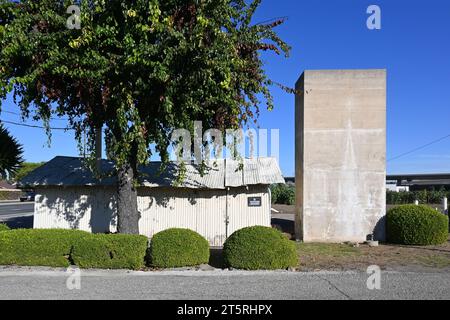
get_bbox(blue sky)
[1,0,450,176]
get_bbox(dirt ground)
[297,240,450,272]
[272,204,450,272]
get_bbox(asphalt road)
[0,201,34,228]
[0,267,449,300]
[0,201,34,218]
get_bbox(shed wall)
[34,185,270,246]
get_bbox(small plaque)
[248,197,262,207]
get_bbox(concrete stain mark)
[332,119,364,239]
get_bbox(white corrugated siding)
[34,187,117,233]
[137,188,227,246]
[34,185,271,246]
[226,185,271,237]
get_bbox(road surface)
[0,267,449,300]
[0,201,34,228]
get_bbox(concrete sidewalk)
[0,267,449,300]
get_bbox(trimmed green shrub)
[149,228,210,268]
[71,234,148,270]
[387,205,449,245]
[223,226,297,270]
[0,223,10,232]
[270,184,295,205]
[0,229,90,267]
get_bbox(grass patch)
[296,238,450,271]
[297,243,361,257]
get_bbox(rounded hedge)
[223,226,297,270]
[71,234,148,270]
[387,205,449,245]
[148,228,210,268]
[0,223,10,232]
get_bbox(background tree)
[0,0,290,233]
[11,162,45,183]
[0,123,23,180]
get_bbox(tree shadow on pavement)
[1,216,33,229]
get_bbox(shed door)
[226,186,271,238]
[138,188,228,247]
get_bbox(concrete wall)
[34,185,270,246]
[295,69,386,242]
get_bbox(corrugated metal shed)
[20,156,285,189]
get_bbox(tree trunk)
[116,162,140,234]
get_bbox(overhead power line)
[387,133,450,162]
[1,110,69,121]
[0,119,71,131]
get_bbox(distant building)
[20,156,285,246]
[386,173,450,191]
[386,180,409,192]
[0,180,15,190]
[286,175,450,192]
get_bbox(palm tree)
[0,123,23,180]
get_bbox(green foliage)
[386,188,450,205]
[387,205,449,245]
[0,229,90,267]
[11,162,45,182]
[386,190,415,205]
[0,229,149,269]
[270,184,295,205]
[0,0,291,174]
[0,123,23,179]
[223,226,297,270]
[148,228,210,268]
[71,233,148,270]
[0,223,9,231]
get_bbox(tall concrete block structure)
[295,70,386,242]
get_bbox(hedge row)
[72,233,148,270]
[387,189,450,205]
[270,187,450,206]
[0,227,300,270]
[0,229,147,269]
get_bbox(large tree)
[0,123,23,180]
[0,0,290,233]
